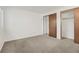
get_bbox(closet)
[43,13,57,38]
[43,16,49,34]
[61,10,74,39]
[61,8,79,44]
[43,7,79,44]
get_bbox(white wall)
[5,8,43,41]
[43,16,49,34]
[0,8,4,50]
[42,6,78,39]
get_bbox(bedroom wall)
[5,8,43,41]
[0,8,4,50]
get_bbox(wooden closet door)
[74,8,79,43]
[49,13,57,38]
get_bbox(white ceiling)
[6,6,65,14]
[1,6,71,14]
[19,6,63,14]
[26,6,65,14]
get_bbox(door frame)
[60,9,74,39]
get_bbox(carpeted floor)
[1,35,79,53]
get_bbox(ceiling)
[1,6,71,14]
[6,6,65,14]
[19,6,63,14]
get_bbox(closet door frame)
[60,9,74,39]
[60,7,79,44]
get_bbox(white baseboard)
[5,34,43,42]
[62,37,74,40]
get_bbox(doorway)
[43,13,57,38]
[61,8,79,44]
[61,10,74,40]
[43,16,49,35]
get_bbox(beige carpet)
[1,35,79,53]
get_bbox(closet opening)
[61,9,74,40]
[43,13,57,38]
[43,15,49,35]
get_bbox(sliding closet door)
[49,13,57,38]
[74,8,79,43]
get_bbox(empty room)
[0,6,79,53]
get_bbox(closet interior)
[61,10,74,39]
[43,13,57,38]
